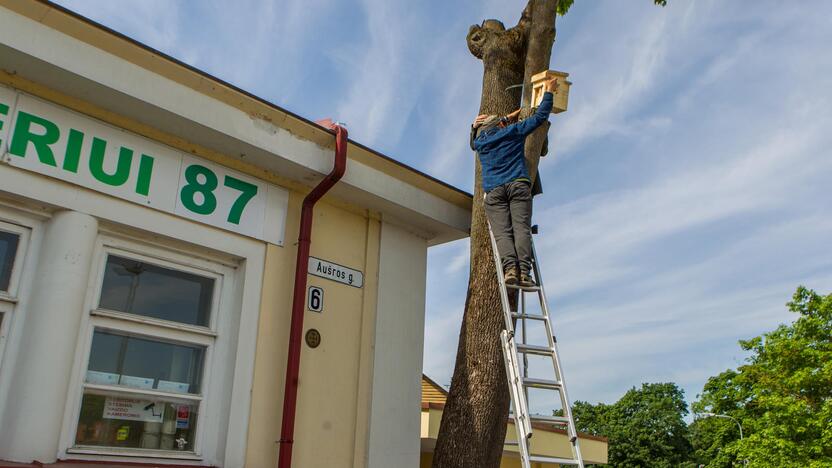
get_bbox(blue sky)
[53,0,832,409]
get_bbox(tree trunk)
[432,2,559,468]
[521,0,558,186]
[431,15,527,468]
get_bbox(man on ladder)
[471,77,558,287]
[471,76,586,467]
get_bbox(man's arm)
[470,114,489,151]
[513,78,557,136]
[505,108,522,123]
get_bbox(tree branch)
[517,0,534,31]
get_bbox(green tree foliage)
[572,383,693,467]
[692,287,832,467]
[558,0,666,16]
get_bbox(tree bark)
[432,2,559,468]
[521,0,558,186]
[431,14,527,468]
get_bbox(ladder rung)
[511,312,547,321]
[529,455,581,465]
[523,377,562,390]
[508,411,534,425]
[515,344,553,355]
[506,284,541,292]
[529,414,570,425]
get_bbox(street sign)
[308,257,363,288]
[308,286,323,312]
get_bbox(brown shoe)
[503,267,519,285]
[519,272,536,288]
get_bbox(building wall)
[0,5,449,465]
[0,170,267,466]
[367,221,428,468]
[245,207,432,468]
[245,197,384,467]
[0,74,433,468]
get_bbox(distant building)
[420,375,609,467]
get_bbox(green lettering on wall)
[180,164,218,215]
[135,154,155,196]
[63,129,84,173]
[224,175,258,224]
[9,111,60,166]
[89,137,133,186]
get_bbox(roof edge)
[421,374,449,397]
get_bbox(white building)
[0,1,471,466]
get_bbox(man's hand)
[473,114,490,128]
[544,77,559,94]
[505,108,522,123]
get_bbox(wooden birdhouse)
[530,70,571,114]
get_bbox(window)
[0,230,20,292]
[86,331,205,393]
[0,220,29,370]
[99,256,214,327]
[73,246,224,456]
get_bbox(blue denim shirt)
[473,92,553,192]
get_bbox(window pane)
[99,255,214,326]
[75,392,198,452]
[86,331,204,394]
[0,230,20,292]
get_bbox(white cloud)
[332,0,437,148]
[54,0,187,56]
[550,2,679,156]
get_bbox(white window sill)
[84,382,203,402]
[91,308,218,337]
[0,292,18,304]
[67,446,203,461]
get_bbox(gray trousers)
[484,180,533,274]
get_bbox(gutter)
[277,123,348,468]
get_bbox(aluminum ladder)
[487,221,585,468]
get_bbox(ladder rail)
[489,219,519,335]
[501,330,532,465]
[521,289,530,408]
[486,213,586,468]
[531,239,585,464]
[488,221,532,440]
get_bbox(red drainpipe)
[278,123,348,468]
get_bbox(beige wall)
[367,221,428,467]
[245,193,382,467]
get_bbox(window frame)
[63,234,236,460]
[0,301,13,368]
[0,219,30,302]
[91,246,224,334]
[0,218,31,370]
